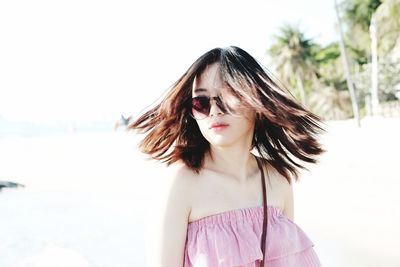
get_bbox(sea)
[0,117,161,267]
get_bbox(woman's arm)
[146,166,192,267]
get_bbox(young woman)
[129,46,324,267]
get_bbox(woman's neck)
[204,146,258,184]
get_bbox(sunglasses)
[190,96,228,120]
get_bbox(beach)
[0,117,399,266]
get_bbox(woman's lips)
[210,123,229,130]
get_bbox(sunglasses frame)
[189,95,227,120]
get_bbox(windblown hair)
[128,46,325,183]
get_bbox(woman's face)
[191,63,255,148]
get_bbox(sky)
[0,0,338,124]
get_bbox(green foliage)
[353,57,400,109]
[268,24,318,105]
[375,0,400,54]
[378,57,400,100]
[266,0,399,120]
[347,46,369,65]
[343,0,382,31]
[310,42,354,119]
[268,24,318,71]
[313,43,348,91]
[341,0,382,66]
[314,43,341,65]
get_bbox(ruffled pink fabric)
[184,206,321,267]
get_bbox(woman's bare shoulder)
[167,161,198,182]
[256,157,292,191]
[265,165,295,220]
[161,161,198,208]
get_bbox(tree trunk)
[334,0,361,127]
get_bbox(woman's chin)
[207,137,236,148]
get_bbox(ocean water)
[0,190,146,267]
[0,130,163,267]
[0,116,115,138]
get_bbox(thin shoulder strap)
[255,156,268,266]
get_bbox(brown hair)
[128,46,325,183]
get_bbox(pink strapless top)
[184,205,321,267]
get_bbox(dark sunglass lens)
[192,97,210,112]
[191,97,210,119]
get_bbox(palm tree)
[342,0,382,64]
[343,0,382,32]
[374,0,400,54]
[268,25,318,106]
[310,42,354,120]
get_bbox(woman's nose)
[209,97,225,117]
